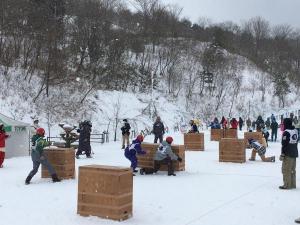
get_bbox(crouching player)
[248,138,275,162]
[140,136,182,176]
[124,135,146,175]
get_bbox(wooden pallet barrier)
[224,129,238,139]
[210,129,224,141]
[42,147,75,179]
[184,133,205,151]
[219,138,246,163]
[138,143,185,171]
[77,165,133,221]
[243,132,264,148]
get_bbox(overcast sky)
[161,0,300,29]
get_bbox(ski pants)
[282,156,296,188]
[271,129,277,142]
[124,151,138,170]
[154,135,163,144]
[28,151,56,178]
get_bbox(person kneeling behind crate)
[124,135,146,175]
[140,136,182,176]
[248,138,275,162]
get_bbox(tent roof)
[0,113,30,127]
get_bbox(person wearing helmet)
[0,123,9,168]
[140,136,182,176]
[279,118,299,190]
[124,135,146,175]
[188,120,199,133]
[248,138,275,162]
[25,128,61,184]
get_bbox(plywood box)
[77,165,133,221]
[224,129,238,139]
[219,138,246,163]
[42,147,75,179]
[211,129,224,141]
[243,132,263,148]
[184,133,205,151]
[138,143,185,171]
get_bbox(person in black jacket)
[152,116,165,143]
[121,119,131,149]
[279,118,299,190]
[270,119,279,142]
[76,120,92,159]
[256,115,265,131]
[238,117,244,131]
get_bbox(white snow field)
[1,130,299,225]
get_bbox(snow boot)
[168,173,176,176]
[25,175,32,185]
[86,155,92,158]
[270,156,275,162]
[52,174,61,183]
[140,168,145,175]
[122,145,125,149]
[249,158,256,161]
[295,217,300,223]
[279,185,290,190]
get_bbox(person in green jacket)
[25,128,61,184]
[140,136,182,176]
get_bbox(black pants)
[142,157,174,175]
[271,130,277,142]
[154,135,163,143]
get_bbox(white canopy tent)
[0,113,30,158]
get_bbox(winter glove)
[279,155,285,161]
[177,157,182,162]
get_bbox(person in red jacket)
[0,123,9,168]
[220,116,228,129]
[230,118,239,129]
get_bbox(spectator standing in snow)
[152,116,165,143]
[188,120,199,133]
[238,117,244,131]
[256,115,265,131]
[265,118,271,130]
[220,116,227,129]
[279,118,299,190]
[0,124,9,168]
[121,119,131,149]
[294,117,300,141]
[230,118,238,129]
[210,117,221,129]
[246,118,251,131]
[248,138,275,162]
[251,120,256,131]
[76,120,92,159]
[25,128,61,184]
[262,126,270,147]
[271,119,279,142]
[124,135,146,175]
[140,136,182,176]
[30,119,40,138]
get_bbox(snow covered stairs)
[184,133,205,151]
[77,165,133,221]
[219,138,246,163]
[41,147,75,179]
[138,143,185,171]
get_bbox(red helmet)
[136,135,144,142]
[36,128,45,136]
[166,136,173,144]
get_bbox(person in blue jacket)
[210,117,221,129]
[124,135,146,174]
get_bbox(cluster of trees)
[0,0,299,116]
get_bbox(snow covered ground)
[1,130,299,225]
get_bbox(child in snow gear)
[238,117,244,131]
[188,120,199,133]
[59,124,79,148]
[121,119,131,149]
[279,118,298,190]
[76,120,92,159]
[0,124,9,168]
[140,136,182,176]
[152,116,165,143]
[248,138,275,162]
[124,135,146,174]
[25,128,61,184]
[271,119,279,142]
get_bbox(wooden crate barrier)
[210,129,224,141]
[219,138,246,163]
[224,129,238,139]
[138,143,185,171]
[42,147,75,179]
[243,132,263,148]
[184,133,205,151]
[77,165,133,221]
